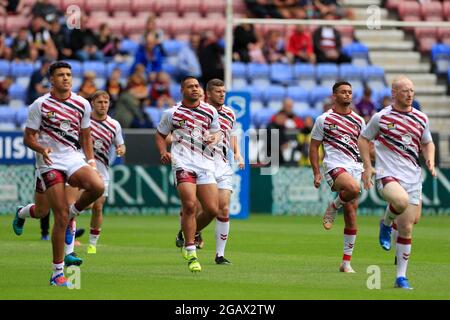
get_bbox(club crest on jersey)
[402,134,412,145]
[47,111,56,120]
[178,120,186,128]
[94,139,103,149]
[387,123,396,130]
[60,120,70,131]
[47,172,56,180]
[328,124,337,130]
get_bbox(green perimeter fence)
[1,165,449,216]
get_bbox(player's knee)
[399,223,413,237]
[220,205,230,217]
[183,200,197,215]
[348,183,360,200]
[393,197,409,213]
[53,209,69,228]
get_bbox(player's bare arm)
[309,138,322,188]
[116,144,126,157]
[422,141,437,177]
[231,135,244,169]
[156,131,171,164]
[23,127,52,165]
[358,136,376,190]
[80,127,96,169]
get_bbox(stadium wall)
[1,165,449,216]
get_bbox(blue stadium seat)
[286,86,309,102]
[15,107,28,126]
[161,61,177,77]
[299,107,322,120]
[270,63,293,85]
[170,83,182,102]
[83,61,107,78]
[232,62,247,79]
[342,42,369,60]
[339,64,363,80]
[8,83,26,101]
[120,39,140,55]
[431,44,450,74]
[309,86,332,105]
[247,63,270,80]
[144,107,163,124]
[10,61,34,77]
[375,86,392,105]
[232,78,248,90]
[254,107,277,128]
[0,60,10,77]
[63,60,83,77]
[106,62,131,78]
[162,40,185,56]
[364,65,386,91]
[293,63,315,79]
[245,85,265,102]
[262,85,285,103]
[0,107,17,124]
[316,63,339,80]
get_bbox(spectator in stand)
[150,71,174,109]
[0,31,12,60]
[233,24,258,63]
[313,12,351,64]
[175,32,202,81]
[0,76,13,105]
[143,13,165,46]
[378,95,391,111]
[355,86,376,123]
[267,112,289,164]
[26,57,52,105]
[49,19,72,60]
[323,97,333,112]
[314,0,354,19]
[105,68,123,112]
[249,41,266,64]
[296,116,318,167]
[199,31,224,86]
[263,30,287,63]
[131,33,164,83]
[114,80,153,129]
[96,23,124,61]
[11,27,38,61]
[1,0,25,15]
[78,71,97,100]
[69,15,103,61]
[31,0,61,25]
[244,0,283,18]
[286,25,316,64]
[274,0,308,19]
[29,16,58,60]
[271,98,305,129]
[412,99,421,111]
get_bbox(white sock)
[396,237,411,278]
[383,204,398,226]
[89,228,101,246]
[64,219,75,255]
[18,204,36,219]
[52,261,65,278]
[333,193,345,209]
[215,218,230,257]
[69,203,82,220]
[185,244,196,253]
[343,228,357,264]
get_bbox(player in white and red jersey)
[13,61,104,287]
[156,76,221,272]
[86,90,125,254]
[358,76,436,289]
[309,81,365,273]
[193,79,244,265]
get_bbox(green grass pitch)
[1,214,450,300]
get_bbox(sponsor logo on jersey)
[94,139,103,149]
[387,123,395,130]
[47,111,56,120]
[60,120,71,131]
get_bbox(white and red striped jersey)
[311,108,366,173]
[26,92,91,163]
[361,105,433,183]
[157,101,220,171]
[214,105,238,164]
[90,116,124,168]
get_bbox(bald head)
[391,76,414,110]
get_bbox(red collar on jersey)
[181,100,201,109]
[331,107,352,115]
[392,105,413,114]
[50,91,71,101]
